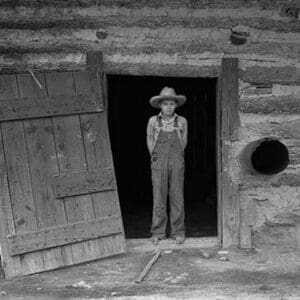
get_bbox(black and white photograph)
[0,0,299,299]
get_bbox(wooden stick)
[27,69,43,89]
[134,248,161,283]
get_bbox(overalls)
[151,116,185,238]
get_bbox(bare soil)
[0,242,299,299]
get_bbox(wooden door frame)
[103,57,240,249]
[216,57,240,249]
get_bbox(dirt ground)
[0,240,299,300]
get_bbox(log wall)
[0,0,299,248]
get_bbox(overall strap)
[157,115,163,128]
[174,116,179,128]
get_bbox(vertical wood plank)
[74,71,124,259]
[86,51,104,107]
[220,58,240,248]
[101,72,126,254]
[1,122,37,232]
[0,75,42,276]
[73,71,103,260]
[18,73,70,272]
[84,53,125,255]
[12,74,47,274]
[0,122,22,277]
[216,78,222,244]
[27,72,74,269]
[0,75,19,100]
[46,71,96,264]
[0,75,36,233]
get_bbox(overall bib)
[151,116,185,238]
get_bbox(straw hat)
[149,87,186,109]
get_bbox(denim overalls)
[151,116,185,238]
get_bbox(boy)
[147,87,188,245]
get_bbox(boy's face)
[159,99,177,116]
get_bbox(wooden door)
[0,53,125,278]
[217,57,240,248]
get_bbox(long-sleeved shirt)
[147,112,188,154]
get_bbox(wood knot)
[96,31,108,40]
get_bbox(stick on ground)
[134,248,162,283]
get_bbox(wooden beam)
[228,59,240,141]
[0,0,287,10]
[240,66,299,85]
[220,57,240,248]
[0,122,22,276]
[0,93,103,121]
[86,51,104,108]
[241,96,300,114]
[0,16,298,33]
[0,52,298,85]
[51,167,115,198]
[7,215,123,256]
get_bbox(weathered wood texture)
[0,93,102,121]
[0,55,125,277]
[0,75,47,276]
[0,2,298,83]
[51,167,115,198]
[0,101,23,277]
[8,215,123,256]
[241,95,300,114]
[239,198,256,249]
[1,53,298,85]
[0,0,290,9]
[219,57,240,248]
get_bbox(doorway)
[107,75,217,238]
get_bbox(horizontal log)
[0,0,288,9]
[7,215,123,256]
[0,16,298,33]
[1,27,297,49]
[107,62,220,78]
[1,38,299,59]
[0,93,103,121]
[242,117,300,140]
[51,167,115,198]
[0,52,298,85]
[241,95,300,114]
[0,53,86,74]
[240,171,300,191]
[240,66,300,85]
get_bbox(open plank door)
[0,52,126,278]
[217,57,240,248]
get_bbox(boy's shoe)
[175,237,185,244]
[151,236,161,245]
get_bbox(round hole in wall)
[239,138,289,175]
[251,140,289,175]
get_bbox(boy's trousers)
[150,128,185,238]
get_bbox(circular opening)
[239,139,289,175]
[251,140,289,175]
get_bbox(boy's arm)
[146,117,155,154]
[182,117,188,149]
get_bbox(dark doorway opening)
[107,75,217,238]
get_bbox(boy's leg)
[151,157,168,238]
[169,156,185,239]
